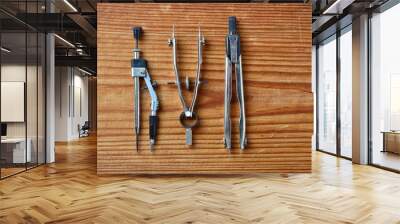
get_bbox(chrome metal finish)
[224,16,247,151]
[132,47,141,151]
[131,27,159,151]
[134,76,140,151]
[185,128,192,145]
[168,25,205,146]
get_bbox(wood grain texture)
[97,3,312,175]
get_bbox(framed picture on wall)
[1,81,25,122]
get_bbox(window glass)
[317,36,337,154]
[0,9,28,178]
[340,28,352,158]
[371,3,400,171]
[0,1,46,179]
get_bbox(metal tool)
[168,26,205,146]
[131,26,159,151]
[224,16,247,151]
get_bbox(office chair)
[79,121,90,138]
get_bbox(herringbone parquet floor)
[1,136,400,224]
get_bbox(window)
[316,25,353,159]
[0,0,47,179]
[317,35,337,154]
[339,27,352,158]
[370,3,400,171]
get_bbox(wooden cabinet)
[383,132,400,154]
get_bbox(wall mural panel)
[97,3,312,174]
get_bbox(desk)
[382,131,400,154]
[1,138,31,163]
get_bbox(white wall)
[1,64,26,81]
[72,73,89,138]
[54,67,89,141]
[55,67,70,141]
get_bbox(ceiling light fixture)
[78,67,94,76]
[63,0,78,12]
[1,47,11,53]
[54,34,75,48]
[323,0,355,15]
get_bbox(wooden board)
[97,3,312,175]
